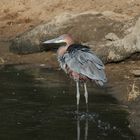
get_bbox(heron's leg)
[84,83,88,112]
[76,81,80,112]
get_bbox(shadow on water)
[0,64,136,140]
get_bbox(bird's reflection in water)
[75,110,133,140]
[85,118,88,140]
[77,114,88,140]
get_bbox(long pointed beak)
[43,37,65,44]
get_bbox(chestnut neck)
[57,40,74,57]
[66,39,74,46]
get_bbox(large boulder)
[10,12,125,53]
[97,17,140,63]
[10,11,140,63]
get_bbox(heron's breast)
[66,66,89,81]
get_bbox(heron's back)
[58,44,107,86]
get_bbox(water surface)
[0,65,136,140]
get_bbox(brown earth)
[0,0,140,41]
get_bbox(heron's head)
[43,34,74,46]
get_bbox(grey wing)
[63,49,107,84]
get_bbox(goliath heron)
[43,34,107,111]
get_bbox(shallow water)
[0,64,136,140]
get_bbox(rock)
[97,17,140,63]
[131,70,140,77]
[102,11,130,21]
[9,11,140,63]
[105,33,119,41]
[10,11,125,55]
[0,57,5,64]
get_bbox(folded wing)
[62,46,107,85]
